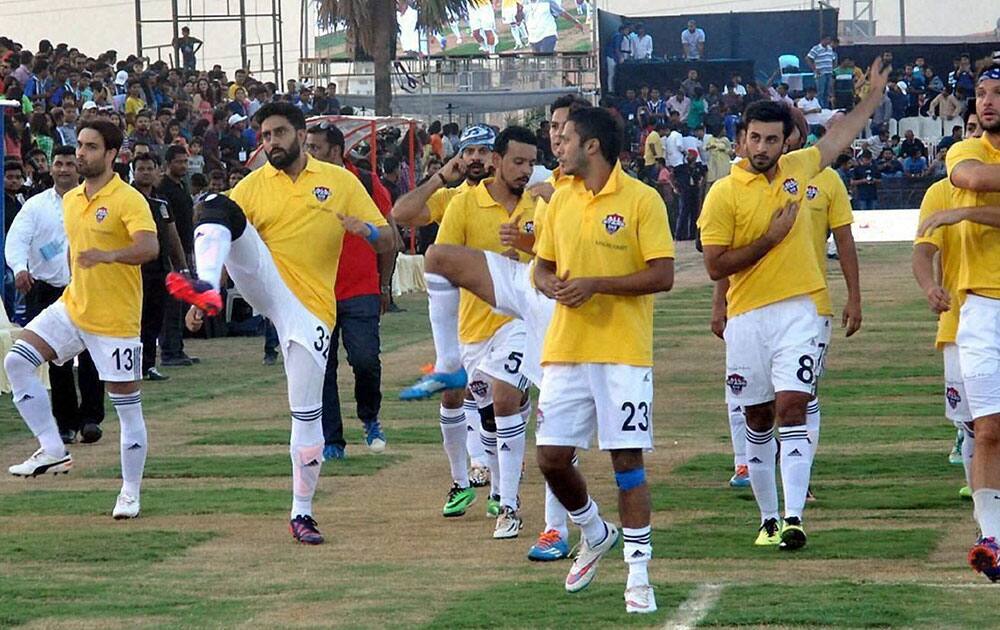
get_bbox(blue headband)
[979,67,1000,83]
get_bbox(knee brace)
[614,467,646,491]
[5,341,44,399]
[195,193,247,239]
[478,403,496,433]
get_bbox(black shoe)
[79,423,103,444]
[181,353,201,364]
[161,356,193,367]
[387,302,406,313]
[262,353,278,366]
[144,367,170,381]
[60,430,77,444]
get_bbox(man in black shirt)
[132,153,188,380]
[155,145,199,366]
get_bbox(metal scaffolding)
[134,0,284,85]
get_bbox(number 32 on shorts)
[313,325,332,359]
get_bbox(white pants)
[27,301,142,382]
[957,294,1000,419]
[460,318,529,407]
[723,296,825,406]
[537,363,653,451]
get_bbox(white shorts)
[723,296,824,406]
[460,318,530,406]
[943,343,972,425]
[536,363,653,451]
[816,315,832,380]
[485,252,555,388]
[26,301,142,382]
[957,294,1000,419]
[468,3,497,31]
[226,223,331,369]
[501,4,520,24]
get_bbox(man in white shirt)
[4,145,105,445]
[681,20,705,60]
[768,83,794,107]
[397,1,427,57]
[666,91,691,122]
[661,123,685,167]
[632,24,653,60]
[796,85,824,127]
[523,0,584,53]
[682,126,706,163]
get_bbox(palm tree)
[316,0,470,115]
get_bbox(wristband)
[437,172,447,187]
[365,222,379,245]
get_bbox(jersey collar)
[473,178,531,213]
[569,160,625,198]
[262,153,322,178]
[70,173,123,202]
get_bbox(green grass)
[0,488,288,516]
[423,580,691,628]
[652,524,940,560]
[90,453,405,479]
[188,423,442,446]
[0,530,216,566]
[674,452,961,482]
[702,581,995,627]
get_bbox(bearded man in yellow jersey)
[698,59,889,551]
[926,65,1000,581]
[534,107,674,613]
[6,120,159,522]
[716,106,862,495]
[166,102,394,545]
[912,110,984,502]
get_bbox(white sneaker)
[113,493,141,519]
[8,448,73,477]
[564,522,619,593]
[492,506,523,539]
[625,584,657,614]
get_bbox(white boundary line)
[662,582,724,630]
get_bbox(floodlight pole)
[899,0,906,41]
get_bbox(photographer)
[849,149,881,210]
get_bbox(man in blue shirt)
[849,150,881,210]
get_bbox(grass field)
[0,242,994,629]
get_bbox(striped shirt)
[807,44,837,74]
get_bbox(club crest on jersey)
[805,185,819,200]
[603,213,625,234]
[726,373,747,395]
[946,386,962,409]
[95,207,108,223]
[782,178,799,195]
[313,186,331,202]
[523,221,535,235]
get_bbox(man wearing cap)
[393,124,503,516]
[220,113,253,165]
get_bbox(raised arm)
[392,154,464,227]
[815,57,891,169]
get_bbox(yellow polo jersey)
[698,146,826,318]
[802,167,853,316]
[535,162,675,366]
[61,174,157,337]
[530,169,569,247]
[915,179,963,348]
[643,130,663,164]
[946,135,1000,299]
[427,180,471,225]
[436,180,535,344]
[229,156,388,328]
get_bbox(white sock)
[193,223,231,290]
[622,525,652,588]
[962,425,975,489]
[778,425,814,520]
[425,272,462,373]
[440,405,469,487]
[728,404,747,468]
[481,425,500,497]
[290,407,324,518]
[806,397,821,449]
[746,427,779,522]
[5,342,64,458]
[464,400,486,465]
[973,489,1000,539]
[569,497,608,547]
[496,413,526,509]
[110,392,147,497]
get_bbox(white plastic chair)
[888,118,898,136]
[919,116,943,140]
[942,117,964,137]
[897,117,921,139]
